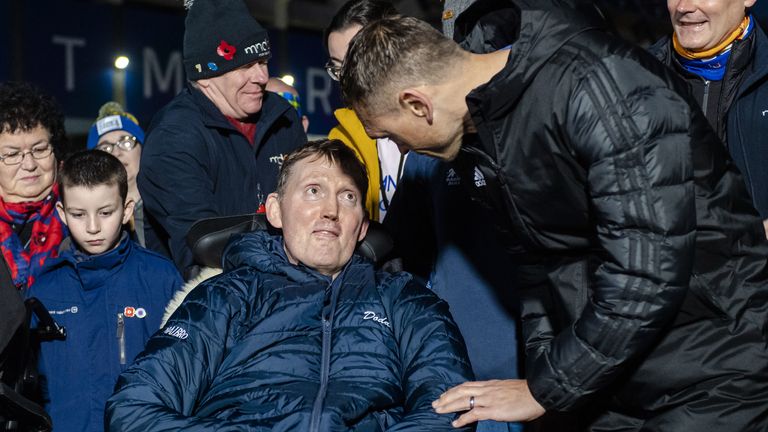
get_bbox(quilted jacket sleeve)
[105,274,246,431]
[385,277,475,431]
[526,54,698,410]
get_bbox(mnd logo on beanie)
[183,0,272,80]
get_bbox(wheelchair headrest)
[186,213,394,269]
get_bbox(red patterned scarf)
[0,185,66,289]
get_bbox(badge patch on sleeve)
[163,325,189,340]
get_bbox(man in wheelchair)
[106,139,474,431]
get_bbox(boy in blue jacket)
[26,150,182,432]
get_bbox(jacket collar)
[464,1,601,122]
[188,82,293,147]
[56,232,133,291]
[460,1,600,159]
[222,230,365,285]
[652,22,768,98]
[739,22,768,96]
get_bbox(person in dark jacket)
[650,0,768,237]
[28,151,182,432]
[340,2,768,430]
[138,0,306,278]
[106,140,473,431]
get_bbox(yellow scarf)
[673,16,750,60]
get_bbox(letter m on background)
[144,48,183,99]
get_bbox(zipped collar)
[54,231,133,291]
[461,1,600,160]
[738,22,768,97]
[653,23,768,99]
[465,2,601,121]
[222,230,364,285]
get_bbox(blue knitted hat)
[86,102,145,150]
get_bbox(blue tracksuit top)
[26,233,182,432]
[385,152,520,381]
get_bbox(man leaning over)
[341,4,768,430]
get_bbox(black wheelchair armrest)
[26,299,66,342]
[0,382,52,432]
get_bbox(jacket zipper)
[116,313,126,365]
[701,79,710,116]
[309,278,341,432]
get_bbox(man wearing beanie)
[138,0,306,278]
[651,0,768,237]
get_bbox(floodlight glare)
[114,56,130,70]
[280,75,295,86]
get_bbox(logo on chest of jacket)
[269,153,286,166]
[363,311,391,328]
[163,325,189,340]
[50,306,79,315]
[445,168,461,186]
[473,167,486,187]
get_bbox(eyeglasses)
[325,60,342,82]
[96,135,138,153]
[0,144,54,166]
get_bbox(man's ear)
[357,217,369,242]
[55,201,68,227]
[265,193,283,229]
[122,198,136,225]
[745,0,757,9]
[398,88,434,125]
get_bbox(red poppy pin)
[217,40,236,61]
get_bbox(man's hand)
[432,379,546,427]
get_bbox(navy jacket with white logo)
[138,85,307,276]
[106,231,473,431]
[26,233,182,432]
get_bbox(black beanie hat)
[183,0,272,80]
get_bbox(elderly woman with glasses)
[86,102,147,246]
[0,82,68,289]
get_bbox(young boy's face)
[56,183,134,255]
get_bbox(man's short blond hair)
[340,16,465,115]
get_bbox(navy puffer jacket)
[106,231,473,431]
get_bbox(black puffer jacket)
[456,0,768,415]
